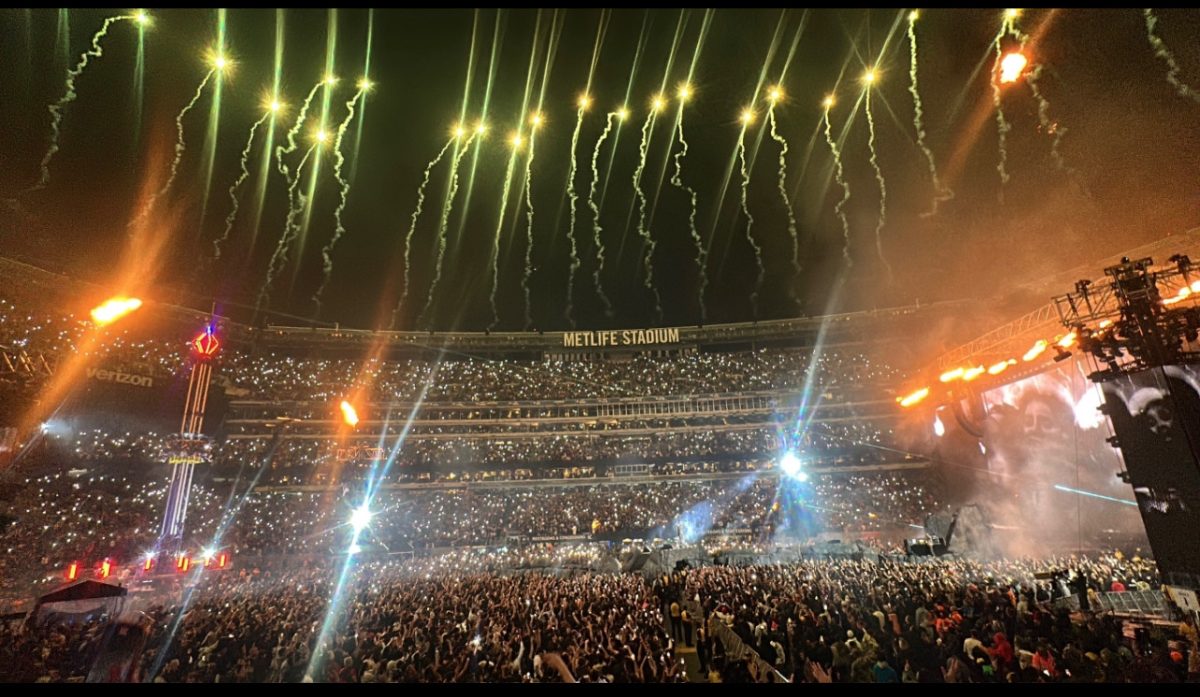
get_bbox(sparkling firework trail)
[564,10,606,328]
[991,19,1013,193]
[766,109,801,285]
[632,110,663,322]
[393,137,455,329]
[521,134,538,330]
[212,111,271,262]
[314,86,370,315]
[670,119,706,323]
[31,13,135,193]
[259,143,317,314]
[55,9,70,68]
[907,12,952,216]
[1027,65,1073,175]
[563,106,586,327]
[864,89,893,284]
[735,133,763,318]
[488,152,521,331]
[822,108,852,266]
[587,112,618,319]
[133,69,216,226]
[418,133,477,329]
[276,80,324,180]
[1143,9,1200,103]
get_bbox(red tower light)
[191,327,220,359]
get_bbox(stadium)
[2,7,1200,685]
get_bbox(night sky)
[1,8,1199,331]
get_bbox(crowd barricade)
[1053,589,1168,618]
[695,600,789,683]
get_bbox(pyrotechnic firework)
[632,98,665,322]
[671,116,705,324]
[587,109,624,319]
[393,136,456,329]
[213,104,277,262]
[735,111,764,318]
[418,129,479,329]
[821,97,852,266]
[132,58,224,226]
[765,87,801,288]
[563,98,588,328]
[906,11,953,216]
[1143,9,1200,103]
[31,12,144,193]
[488,137,522,331]
[521,114,543,330]
[314,79,372,315]
[863,74,892,284]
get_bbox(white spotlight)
[350,505,372,532]
[781,452,802,478]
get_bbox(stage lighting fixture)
[350,505,372,532]
[780,452,807,481]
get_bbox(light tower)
[158,325,221,549]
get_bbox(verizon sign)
[86,367,154,388]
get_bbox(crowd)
[217,347,903,404]
[1,548,1195,683]
[16,295,1192,683]
[0,468,941,605]
[54,418,902,479]
[678,553,1195,683]
[1,552,685,683]
[4,293,914,489]
[0,295,905,407]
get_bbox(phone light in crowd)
[90,296,142,326]
[67,562,78,581]
[100,560,111,579]
[350,504,372,532]
[1023,339,1048,362]
[340,400,359,427]
[898,387,929,407]
[939,367,964,383]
